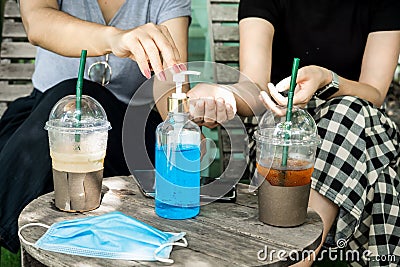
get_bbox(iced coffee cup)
[254,107,320,227]
[45,95,111,212]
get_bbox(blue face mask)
[18,211,187,263]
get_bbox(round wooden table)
[18,176,323,266]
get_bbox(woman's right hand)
[259,65,331,116]
[109,23,184,80]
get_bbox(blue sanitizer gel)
[155,144,200,219]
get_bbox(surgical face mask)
[18,211,187,263]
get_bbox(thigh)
[0,89,43,152]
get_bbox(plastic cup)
[254,107,320,227]
[45,95,111,212]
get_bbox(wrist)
[104,26,122,54]
[320,67,332,88]
[314,70,340,100]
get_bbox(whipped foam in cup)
[50,151,106,173]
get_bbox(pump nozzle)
[169,71,201,112]
[173,71,201,96]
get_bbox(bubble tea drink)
[254,107,320,227]
[45,95,110,212]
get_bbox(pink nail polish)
[144,69,151,79]
[173,64,180,73]
[157,71,167,81]
[178,63,187,71]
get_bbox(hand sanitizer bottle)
[155,71,201,219]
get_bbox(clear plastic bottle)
[155,71,201,219]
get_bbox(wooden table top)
[18,176,323,267]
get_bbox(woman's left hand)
[260,65,330,115]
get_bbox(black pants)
[0,79,162,252]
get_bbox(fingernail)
[157,71,167,81]
[173,64,181,73]
[178,63,187,71]
[144,69,151,79]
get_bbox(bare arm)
[232,17,275,116]
[20,0,182,78]
[353,31,400,106]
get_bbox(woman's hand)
[259,65,330,115]
[110,23,184,80]
[187,83,237,128]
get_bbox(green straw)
[75,50,87,144]
[281,58,300,167]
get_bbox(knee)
[316,96,374,131]
[325,95,372,115]
[44,79,106,99]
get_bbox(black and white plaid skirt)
[305,96,400,266]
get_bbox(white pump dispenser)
[168,71,201,112]
[173,70,201,97]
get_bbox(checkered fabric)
[306,96,400,266]
[243,117,258,181]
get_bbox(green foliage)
[0,248,20,267]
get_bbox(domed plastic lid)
[45,95,111,133]
[255,106,320,146]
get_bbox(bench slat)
[4,1,21,19]
[215,64,239,83]
[0,82,32,102]
[210,5,238,22]
[213,25,239,42]
[2,21,27,39]
[214,46,239,62]
[1,42,36,59]
[0,103,7,118]
[0,63,34,80]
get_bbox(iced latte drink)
[45,95,110,212]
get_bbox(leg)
[305,96,400,266]
[0,90,43,153]
[0,93,54,252]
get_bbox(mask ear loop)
[18,223,50,247]
[153,237,188,264]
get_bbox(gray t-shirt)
[32,0,191,104]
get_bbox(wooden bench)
[0,0,35,118]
